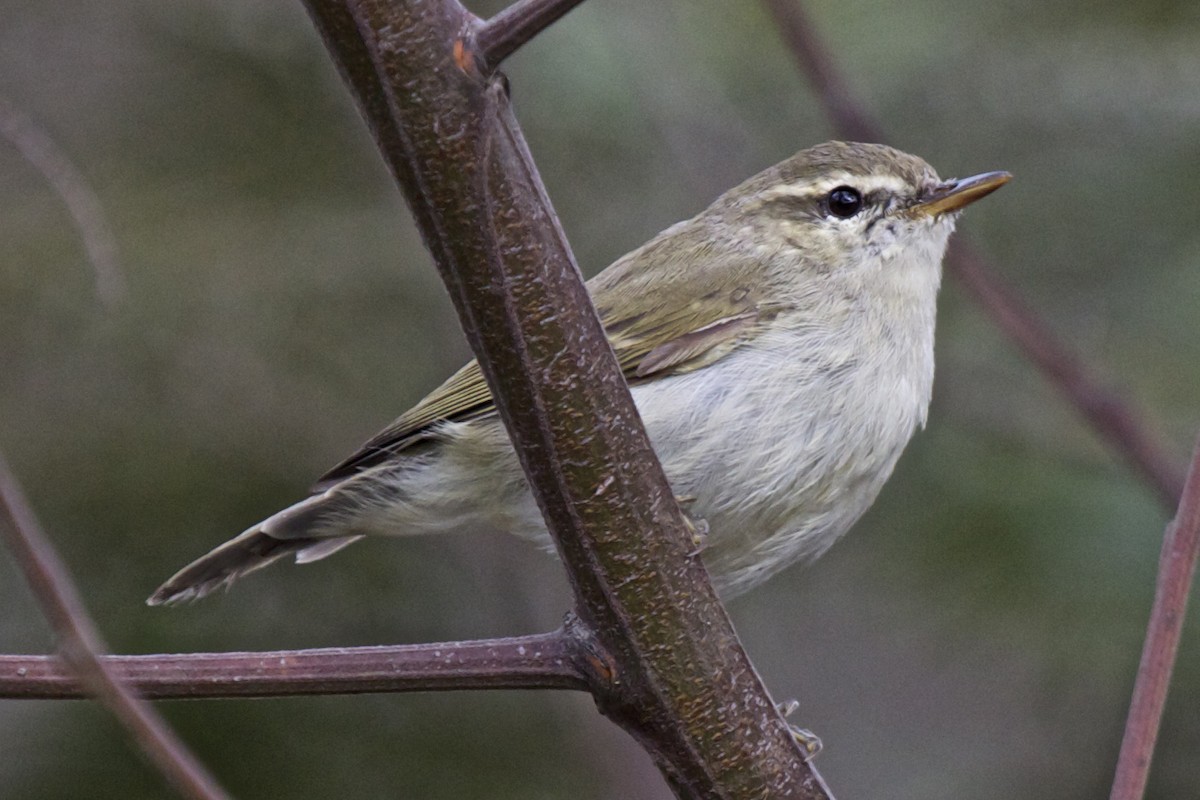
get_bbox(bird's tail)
[147,492,363,606]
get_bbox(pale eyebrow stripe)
[755,173,912,203]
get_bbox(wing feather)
[317,219,779,486]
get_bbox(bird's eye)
[826,186,863,218]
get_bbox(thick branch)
[763,0,1184,508]
[0,452,229,800]
[476,0,589,72]
[1110,437,1200,800]
[301,0,830,796]
[0,631,586,700]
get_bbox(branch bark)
[476,0,589,73]
[0,630,586,700]
[298,0,830,796]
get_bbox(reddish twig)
[0,452,229,800]
[762,0,1184,508]
[0,630,587,700]
[763,2,1196,794]
[1110,437,1200,800]
[761,0,881,143]
[948,244,1184,507]
[474,0,590,73]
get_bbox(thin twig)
[0,97,125,308]
[762,0,1184,508]
[0,631,587,700]
[763,2,1197,794]
[475,0,590,72]
[0,452,229,800]
[1110,437,1200,800]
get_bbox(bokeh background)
[2,0,1199,797]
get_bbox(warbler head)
[715,141,1009,285]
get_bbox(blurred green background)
[2,0,1199,797]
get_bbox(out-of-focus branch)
[0,452,228,800]
[300,0,830,796]
[764,2,1198,796]
[762,0,1184,509]
[0,630,586,699]
[1110,437,1200,800]
[948,245,1184,506]
[475,0,589,73]
[761,0,881,142]
[0,97,125,308]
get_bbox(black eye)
[826,186,863,218]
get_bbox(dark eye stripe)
[756,192,822,218]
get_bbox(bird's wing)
[315,223,777,487]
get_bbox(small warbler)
[149,141,1008,605]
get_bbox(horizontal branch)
[0,630,587,700]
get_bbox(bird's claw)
[775,699,822,759]
[684,514,709,553]
[777,698,801,718]
[788,726,822,759]
[675,495,709,552]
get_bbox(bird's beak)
[908,170,1012,217]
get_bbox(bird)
[149,141,1009,606]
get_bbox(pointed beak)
[908,170,1011,217]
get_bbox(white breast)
[631,279,938,595]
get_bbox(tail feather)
[294,535,364,564]
[147,490,365,606]
[147,528,316,605]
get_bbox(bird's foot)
[685,515,710,552]
[776,699,822,759]
[674,495,709,552]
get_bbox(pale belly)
[457,332,932,597]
